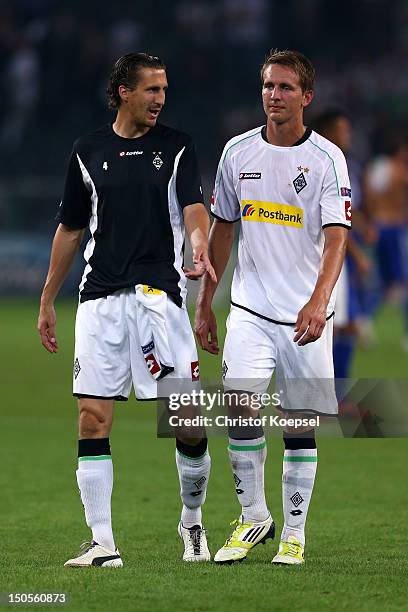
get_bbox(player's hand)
[37,302,58,353]
[183,247,217,282]
[355,251,372,277]
[363,224,378,245]
[194,304,219,354]
[293,299,327,346]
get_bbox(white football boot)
[178,523,211,562]
[64,541,123,568]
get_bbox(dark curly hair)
[106,52,166,110]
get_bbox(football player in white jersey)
[195,50,351,565]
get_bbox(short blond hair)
[260,49,315,92]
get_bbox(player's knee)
[283,429,316,449]
[176,433,207,447]
[176,437,208,455]
[281,410,316,435]
[226,391,260,419]
[78,403,111,438]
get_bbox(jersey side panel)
[56,147,92,229]
[211,127,263,222]
[309,135,352,229]
[176,139,204,208]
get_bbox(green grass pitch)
[0,299,407,611]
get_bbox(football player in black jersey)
[38,53,216,567]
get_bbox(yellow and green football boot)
[214,515,275,564]
[272,535,304,565]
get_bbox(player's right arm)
[38,146,92,353]
[195,219,235,353]
[38,225,84,352]
[195,143,239,354]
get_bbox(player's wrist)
[191,240,208,255]
[308,293,329,311]
[40,292,55,308]
[196,290,214,311]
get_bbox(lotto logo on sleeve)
[241,200,303,228]
[341,187,352,197]
[191,361,200,381]
[345,200,352,222]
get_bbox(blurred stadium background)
[1,1,408,610]
[1,0,408,267]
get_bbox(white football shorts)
[222,305,337,415]
[73,287,200,401]
[333,264,349,327]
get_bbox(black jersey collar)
[109,122,157,142]
[261,126,312,147]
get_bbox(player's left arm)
[294,226,348,346]
[294,147,351,346]
[183,203,216,281]
[176,137,216,281]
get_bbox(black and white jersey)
[57,123,204,306]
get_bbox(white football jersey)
[211,126,351,323]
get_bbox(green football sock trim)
[228,442,266,451]
[283,456,318,462]
[176,450,208,460]
[78,454,112,462]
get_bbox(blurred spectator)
[175,1,218,47]
[222,0,268,46]
[1,36,40,150]
[312,109,375,377]
[108,18,144,62]
[39,9,79,120]
[366,139,408,348]
[366,139,408,298]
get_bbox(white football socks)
[228,436,270,523]
[76,456,115,551]
[281,448,318,546]
[176,449,211,528]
